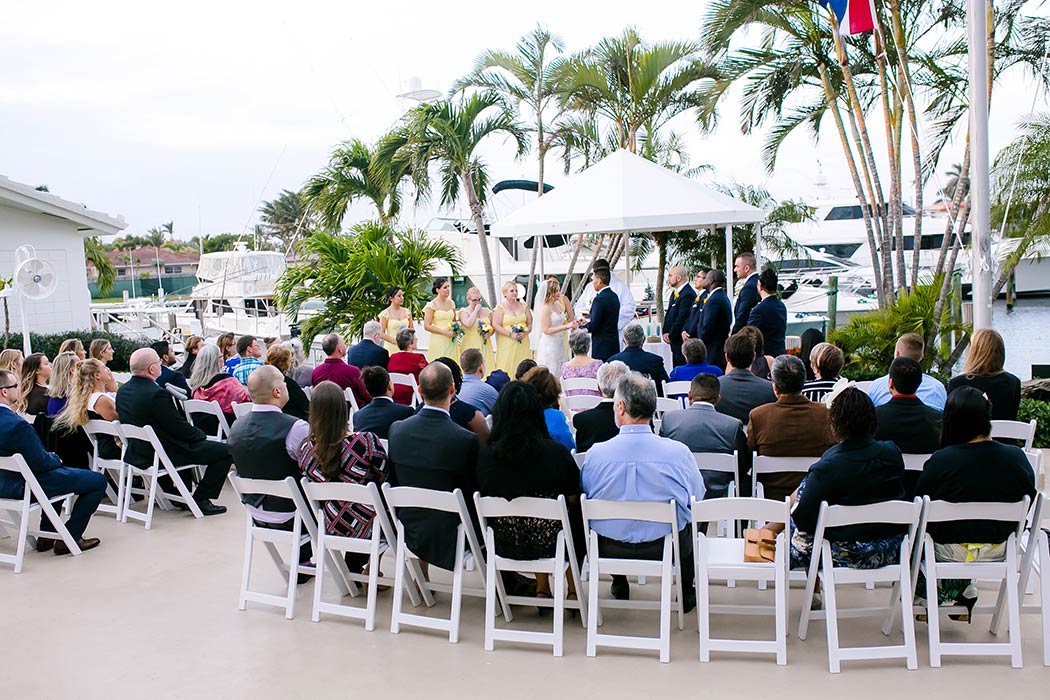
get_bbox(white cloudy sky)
[2,0,1047,239]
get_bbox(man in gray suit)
[715,332,775,424]
[660,372,751,499]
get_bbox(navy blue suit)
[158,365,190,396]
[347,340,389,370]
[699,287,732,370]
[683,290,707,340]
[586,287,621,362]
[732,274,760,333]
[352,396,415,440]
[608,346,670,394]
[664,284,697,367]
[747,295,788,357]
[0,406,106,541]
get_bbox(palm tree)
[83,237,116,296]
[145,227,167,283]
[258,189,314,250]
[385,91,528,304]
[453,25,569,302]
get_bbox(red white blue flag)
[820,0,875,36]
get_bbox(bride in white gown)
[533,277,577,371]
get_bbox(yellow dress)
[459,312,496,376]
[495,305,533,374]
[380,313,412,354]
[425,302,460,362]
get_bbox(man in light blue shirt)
[581,371,703,610]
[458,348,499,416]
[866,333,947,410]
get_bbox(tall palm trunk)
[928,202,970,355]
[654,232,667,323]
[461,172,498,305]
[2,296,8,348]
[871,25,906,295]
[571,234,606,305]
[562,234,585,294]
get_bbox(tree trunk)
[928,202,970,352]
[524,141,548,304]
[2,297,8,349]
[461,172,498,305]
[562,234,585,294]
[872,25,906,295]
[571,234,606,305]
[654,232,667,324]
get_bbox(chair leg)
[587,533,599,658]
[238,516,253,611]
[284,532,299,621]
[365,535,380,632]
[1040,534,1050,667]
[449,529,465,644]
[697,541,710,662]
[775,543,788,666]
[312,532,326,623]
[1006,540,1023,669]
[659,539,672,663]
[13,500,30,574]
[390,535,406,634]
[484,533,496,652]
[144,469,159,530]
[899,553,918,670]
[821,544,841,674]
[553,535,566,658]
[924,540,942,668]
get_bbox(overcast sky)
[2,0,1047,240]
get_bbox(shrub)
[1017,398,1050,449]
[2,330,147,371]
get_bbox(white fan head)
[14,256,57,301]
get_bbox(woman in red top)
[386,327,428,406]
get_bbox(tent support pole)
[754,223,763,271]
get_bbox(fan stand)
[16,289,30,356]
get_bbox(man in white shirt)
[574,258,636,348]
[866,332,947,410]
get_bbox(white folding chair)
[901,453,932,473]
[228,475,308,620]
[230,401,252,420]
[581,496,685,663]
[82,419,127,517]
[852,380,872,392]
[382,484,510,642]
[474,494,587,656]
[992,492,1048,665]
[119,424,204,528]
[182,399,231,441]
[797,499,922,673]
[693,452,740,537]
[990,419,1037,450]
[302,480,420,630]
[302,386,312,399]
[344,387,361,413]
[0,455,81,573]
[655,397,681,418]
[565,394,602,413]
[751,454,817,500]
[561,377,600,396]
[662,380,691,400]
[916,496,1031,668]
[390,372,423,408]
[573,452,586,468]
[693,497,790,664]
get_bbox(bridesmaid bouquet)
[447,320,465,341]
[477,319,493,338]
[510,323,528,343]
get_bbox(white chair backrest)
[389,372,422,406]
[476,494,567,522]
[16,413,34,424]
[0,453,31,480]
[561,377,599,393]
[344,387,360,413]
[692,452,738,475]
[921,497,1032,526]
[662,380,691,398]
[382,484,464,515]
[565,395,602,412]
[655,397,681,416]
[119,423,169,469]
[752,455,817,475]
[231,401,252,419]
[691,496,789,527]
[581,496,677,528]
[851,380,872,392]
[901,453,931,472]
[990,419,1036,450]
[302,386,312,399]
[304,479,397,545]
[183,398,230,438]
[83,418,123,442]
[819,498,922,530]
[229,474,300,501]
[573,452,586,468]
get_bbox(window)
[824,205,865,221]
[163,265,183,275]
[116,267,127,277]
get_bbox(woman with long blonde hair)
[59,338,87,360]
[54,359,118,440]
[0,349,23,375]
[492,281,533,374]
[88,339,118,391]
[948,328,1021,421]
[46,351,79,416]
[533,275,575,372]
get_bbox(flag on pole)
[820,0,875,36]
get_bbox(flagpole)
[968,0,993,329]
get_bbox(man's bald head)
[248,365,286,406]
[130,348,161,379]
[419,362,454,405]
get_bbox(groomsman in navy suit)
[661,265,697,367]
[699,270,733,370]
[682,269,710,343]
[732,251,760,333]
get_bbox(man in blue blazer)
[682,270,709,342]
[608,323,670,395]
[0,369,106,554]
[347,320,390,370]
[583,268,621,362]
[698,269,733,370]
[732,252,760,333]
[661,265,697,367]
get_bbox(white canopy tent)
[489,149,766,305]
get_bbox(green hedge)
[1,331,147,371]
[1018,398,1050,449]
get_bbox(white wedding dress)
[535,306,569,371]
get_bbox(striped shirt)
[231,357,264,385]
[299,432,390,539]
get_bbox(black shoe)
[55,537,101,556]
[682,591,697,614]
[35,538,55,553]
[610,576,630,601]
[195,499,227,516]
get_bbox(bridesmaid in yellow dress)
[458,286,495,375]
[377,286,415,354]
[423,277,459,362]
[492,281,533,375]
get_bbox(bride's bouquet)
[447,320,465,342]
[510,323,528,343]
[477,319,493,338]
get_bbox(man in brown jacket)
[747,354,835,501]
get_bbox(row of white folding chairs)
[0,454,82,573]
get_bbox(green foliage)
[302,139,405,231]
[5,331,142,371]
[829,280,966,380]
[83,237,116,296]
[1018,398,1050,449]
[275,221,462,343]
[258,190,316,251]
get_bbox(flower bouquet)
[477,319,493,338]
[447,320,465,342]
[510,323,528,343]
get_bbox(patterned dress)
[560,359,603,397]
[299,432,390,539]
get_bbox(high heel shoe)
[949,592,978,624]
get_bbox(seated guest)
[867,333,947,409]
[746,268,787,357]
[486,368,511,394]
[387,328,428,406]
[521,366,575,452]
[875,357,942,494]
[283,338,314,388]
[347,320,390,370]
[573,360,630,453]
[514,358,537,380]
[431,357,489,444]
[477,381,584,598]
[608,323,669,395]
[458,348,498,417]
[802,342,844,402]
[217,332,238,372]
[151,340,191,396]
[748,354,835,502]
[716,333,775,423]
[659,372,748,500]
[53,359,120,461]
[948,328,1021,421]
[18,353,51,415]
[231,335,264,386]
[0,348,23,375]
[915,386,1036,614]
[738,325,774,380]
[581,372,702,609]
[312,333,370,408]
[265,345,310,420]
[789,387,907,570]
[560,329,603,397]
[668,338,723,384]
[119,348,231,515]
[179,335,204,379]
[798,328,825,380]
[189,343,250,430]
[59,338,87,361]
[353,366,414,439]
[46,351,78,416]
[0,369,106,554]
[88,339,118,392]
[301,380,392,573]
[388,362,479,572]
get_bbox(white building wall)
[0,204,92,333]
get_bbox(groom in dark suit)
[661,265,697,367]
[583,268,621,362]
